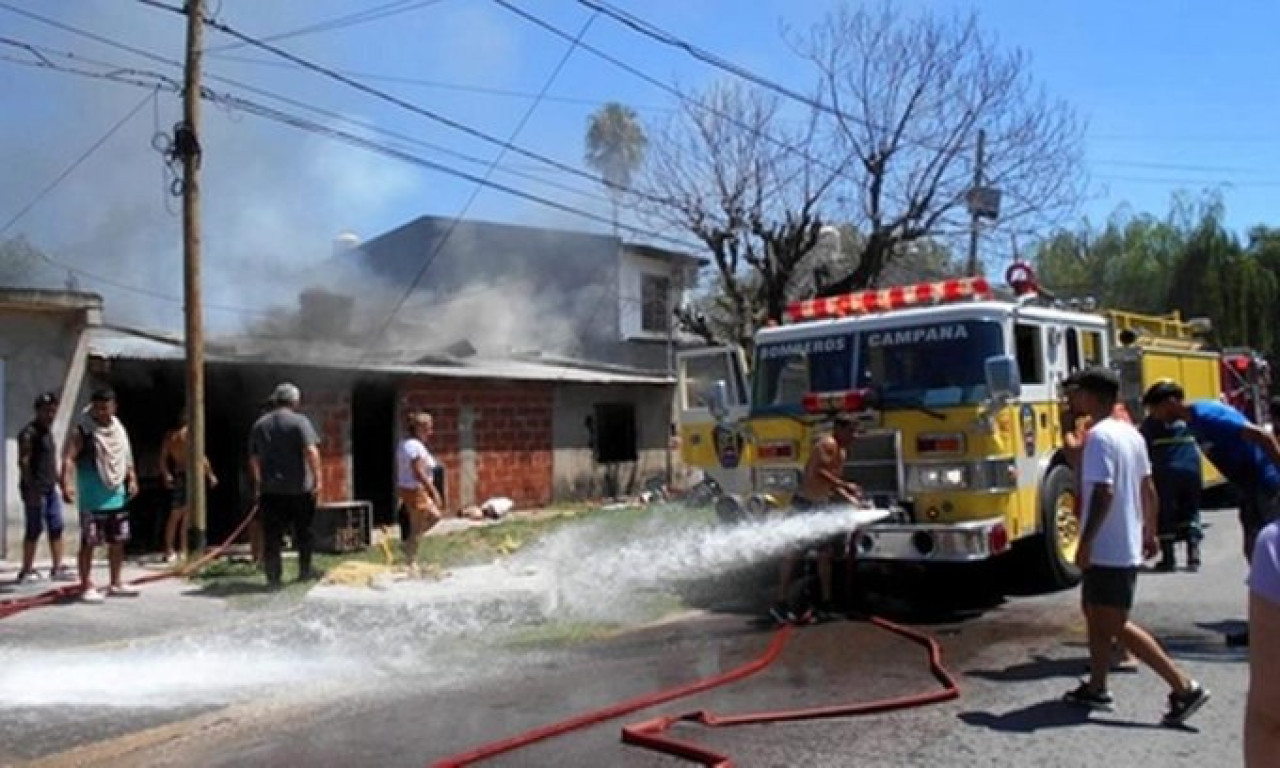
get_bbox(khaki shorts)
[397,487,440,539]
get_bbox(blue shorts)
[23,486,64,542]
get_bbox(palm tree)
[584,102,647,235]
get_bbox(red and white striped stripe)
[785,277,993,323]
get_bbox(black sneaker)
[1162,682,1210,727]
[1226,630,1250,647]
[1063,682,1115,711]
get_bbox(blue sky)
[3,0,1280,330]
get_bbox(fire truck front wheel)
[1021,465,1082,591]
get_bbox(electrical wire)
[1,89,155,236]
[1,35,704,323]
[574,0,927,146]
[354,8,601,357]
[207,51,679,114]
[203,0,446,54]
[0,36,612,208]
[136,0,675,210]
[490,0,858,187]
[0,37,700,247]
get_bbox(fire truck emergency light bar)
[802,389,873,414]
[786,276,993,323]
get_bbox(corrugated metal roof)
[88,326,190,361]
[88,326,672,385]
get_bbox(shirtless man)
[770,413,863,624]
[159,409,218,563]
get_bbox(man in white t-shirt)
[1062,367,1210,727]
[397,411,443,575]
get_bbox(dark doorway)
[593,402,638,498]
[104,361,260,554]
[352,380,397,527]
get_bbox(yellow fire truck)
[678,265,1224,589]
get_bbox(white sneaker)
[107,584,140,597]
[15,570,42,584]
[80,587,105,604]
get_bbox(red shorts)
[82,510,131,546]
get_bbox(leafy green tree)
[1034,192,1279,357]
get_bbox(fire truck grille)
[842,430,903,499]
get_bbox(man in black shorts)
[1062,368,1209,726]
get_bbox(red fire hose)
[432,615,959,767]
[0,505,258,621]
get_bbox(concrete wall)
[400,378,555,511]
[551,384,674,501]
[2,308,94,561]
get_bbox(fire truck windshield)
[856,320,1005,408]
[752,333,854,412]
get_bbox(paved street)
[0,508,1251,767]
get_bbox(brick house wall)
[400,378,554,510]
[301,387,352,504]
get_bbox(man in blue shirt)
[1143,380,1280,647]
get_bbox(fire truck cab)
[682,266,1224,591]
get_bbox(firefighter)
[1139,404,1203,571]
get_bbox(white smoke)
[0,0,566,337]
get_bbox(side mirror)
[984,355,1022,402]
[707,379,730,421]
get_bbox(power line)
[1092,158,1280,175]
[1095,175,1280,189]
[0,36,611,208]
[357,9,600,356]
[207,50,678,113]
[136,0,674,210]
[0,38,700,246]
[204,0,447,54]
[573,0,917,145]
[1,89,155,236]
[491,0,857,186]
[0,1,179,70]
[0,50,703,321]
[7,1,664,209]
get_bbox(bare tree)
[635,82,851,351]
[792,5,1085,292]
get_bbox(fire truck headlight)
[757,468,800,493]
[913,464,970,490]
[908,458,1017,493]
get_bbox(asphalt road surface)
[0,507,1252,768]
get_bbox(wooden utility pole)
[181,0,208,553]
[966,129,987,277]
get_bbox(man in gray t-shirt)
[249,382,322,588]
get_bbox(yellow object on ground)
[322,561,393,588]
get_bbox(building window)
[640,274,670,333]
[592,402,637,463]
